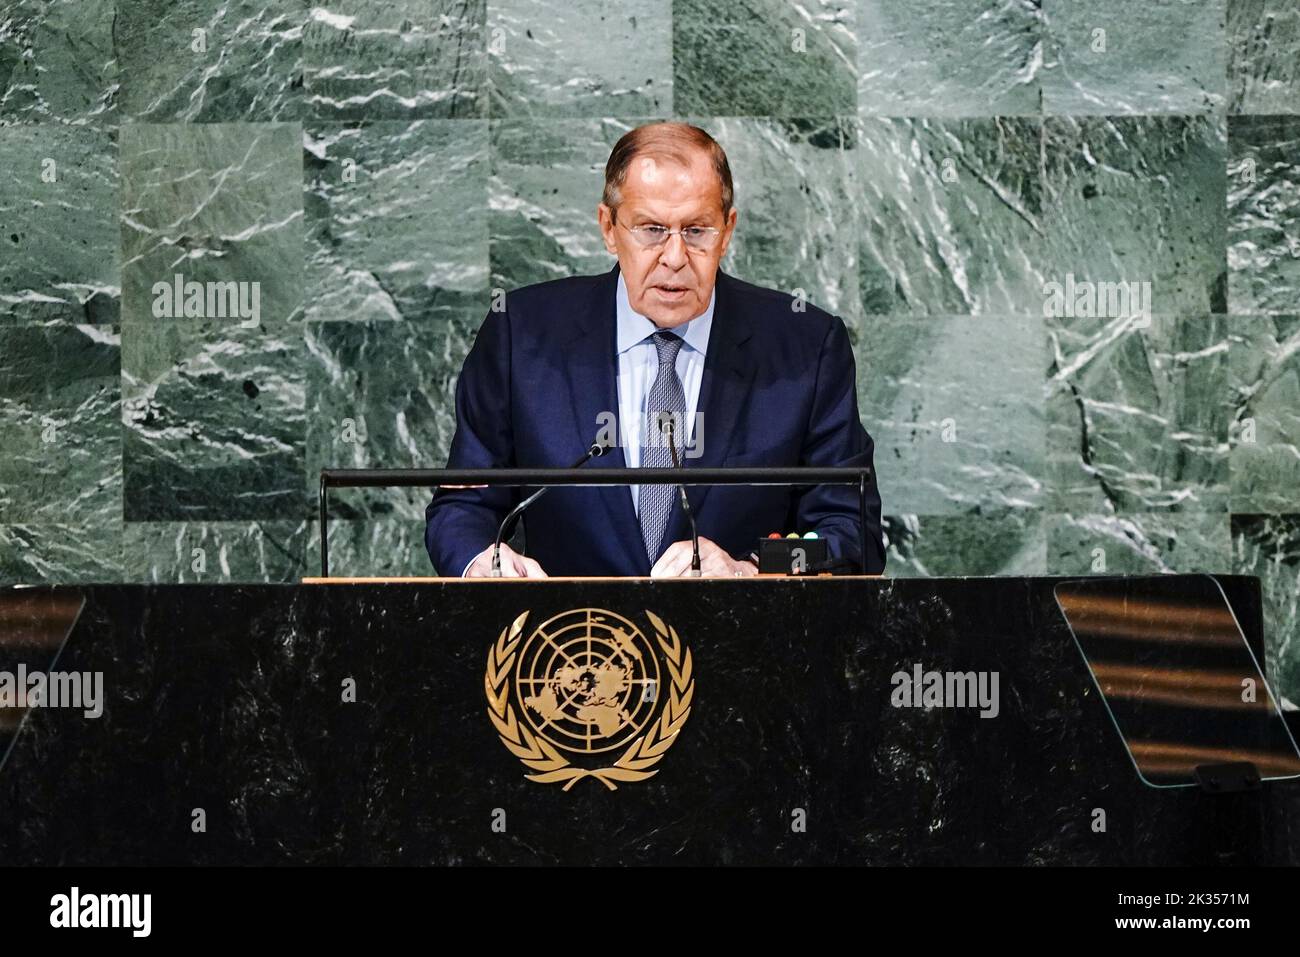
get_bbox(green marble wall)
[1,1,1298,698]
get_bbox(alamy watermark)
[0,666,103,719]
[595,410,704,458]
[1043,273,1151,324]
[151,272,260,326]
[890,663,1000,719]
[50,887,151,937]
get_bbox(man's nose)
[658,231,688,268]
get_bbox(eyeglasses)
[618,221,722,251]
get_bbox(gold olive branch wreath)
[485,610,694,791]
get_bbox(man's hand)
[464,542,548,578]
[650,536,758,578]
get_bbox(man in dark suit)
[425,122,884,578]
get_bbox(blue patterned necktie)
[638,330,687,563]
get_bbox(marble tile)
[304,120,488,322]
[115,0,307,122]
[0,523,123,584]
[304,0,486,120]
[1232,513,1300,707]
[1047,512,1232,574]
[123,521,308,582]
[673,0,855,117]
[857,0,1043,117]
[0,124,118,323]
[1229,315,1300,512]
[306,318,474,521]
[119,122,303,325]
[856,316,1047,515]
[1228,0,1300,114]
[856,117,1046,315]
[710,117,859,324]
[489,117,628,291]
[883,512,1047,577]
[1041,0,1226,115]
[1228,115,1300,315]
[307,518,437,577]
[1041,116,1227,316]
[121,320,306,521]
[488,0,672,117]
[0,323,120,524]
[0,0,117,124]
[1047,314,1230,514]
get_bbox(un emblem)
[485,608,694,790]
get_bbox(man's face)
[597,151,738,328]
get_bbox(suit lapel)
[562,265,649,574]
[664,269,756,549]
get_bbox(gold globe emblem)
[486,608,694,790]
[517,609,659,753]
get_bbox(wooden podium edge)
[301,575,883,584]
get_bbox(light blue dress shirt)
[615,272,715,517]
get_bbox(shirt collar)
[616,271,715,357]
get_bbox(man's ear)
[717,206,739,259]
[597,203,619,255]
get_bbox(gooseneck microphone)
[659,413,701,577]
[490,435,610,577]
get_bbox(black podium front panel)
[1,576,1295,865]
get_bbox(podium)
[2,575,1297,865]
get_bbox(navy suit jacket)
[424,265,885,577]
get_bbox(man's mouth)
[654,284,689,298]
